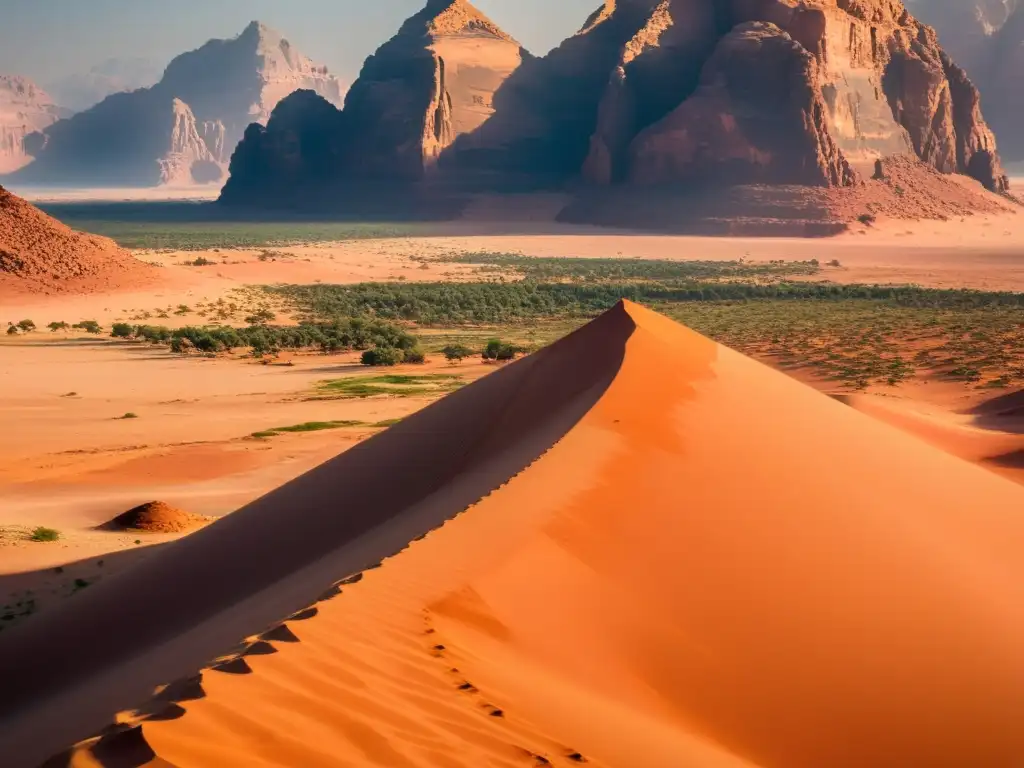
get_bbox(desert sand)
[2,302,1024,768]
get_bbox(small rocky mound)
[0,184,154,292]
[107,501,206,534]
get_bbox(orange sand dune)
[3,302,1024,768]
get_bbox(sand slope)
[3,302,1024,767]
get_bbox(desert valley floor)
[2,207,1024,767]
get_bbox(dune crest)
[3,302,1024,767]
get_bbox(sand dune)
[2,302,1024,767]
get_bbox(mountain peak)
[403,0,517,42]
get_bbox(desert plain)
[3,206,1024,614]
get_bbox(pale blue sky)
[0,0,598,85]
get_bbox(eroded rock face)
[221,0,526,204]
[220,0,1009,206]
[6,21,343,187]
[623,0,1006,190]
[629,22,858,186]
[0,76,67,174]
[914,0,1024,161]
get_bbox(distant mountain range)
[1,22,344,188]
[45,57,165,113]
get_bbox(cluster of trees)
[107,317,421,360]
[270,281,1024,326]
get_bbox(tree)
[17,319,35,332]
[73,320,102,334]
[361,347,404,366]
[442,344,474,364]
[110,323,134,339]
[482,339,525,362]
[48,321,69,332]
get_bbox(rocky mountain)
[912,1,1024,160]
[6,21,343,187]
[221,0,524,203]
[0,76,68,174]
[221,0,1010,214]
[46,58,164,114]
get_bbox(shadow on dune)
[0,303,637,767]
[972,389,1024,434]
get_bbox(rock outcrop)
[6,22,343,187]
[0,183,152,292]
[913,0,1024,161]
[0,77,67,174]
[221,0,525,204]
[219,0,1011,213]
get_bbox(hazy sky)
[0,0,599,85]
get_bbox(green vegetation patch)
[252,420,366,438]
[30,527,61,543]
[269,281,1024,327]
[443,253,822,283]
[315,374,463,400]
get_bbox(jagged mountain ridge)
[221,0,1010,212]
[6,21,343,187]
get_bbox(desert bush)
[73,320,102,334]
[30,527,61,542]
[48,321,70,332]
[402,348,426,364]
[17,319,35,332]
[361,347,405,366]
[442,344,474,363]
[6,325,18,336]
[110,323,134,339]
[483,339,524,362]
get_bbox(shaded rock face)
[0,76,67,174]
[221,0,1009,207]
[7,22,343,187]
[913,0,1024,161]
[629,22,858,186]
[454,0,1006,191]
[222,0,526,203]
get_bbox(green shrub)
[442,344,474,363]
[110,322,134,339]
[5,325,17,336]
[17,319,35,332]
[402,348,426,364]
[48,321,70,332]
[30,527,61,542]
[483,339,525,362]
[73,320,102,334]
[361,347,404,367]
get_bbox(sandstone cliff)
[6,22,343,187]
[914,0,1024,161]
[448,0,1007,192]
[221,0,526,204]
[220,0,1010,215]
[0,76,67,174]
